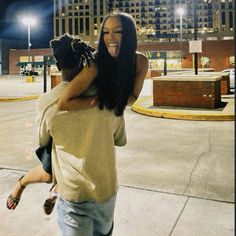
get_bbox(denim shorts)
[57,195,116,236]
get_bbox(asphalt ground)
[0,75,234,236]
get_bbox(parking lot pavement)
[0,77,234,235]
[0,76,50,99]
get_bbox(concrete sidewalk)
[0,76,49,101]
[0,77,234,236]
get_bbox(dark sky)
[0,0,53,48]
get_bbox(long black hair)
[95,12,137,116]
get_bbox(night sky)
[0,0,53,48]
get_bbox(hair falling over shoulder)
[95,12,138,116]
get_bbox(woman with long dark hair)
[58,12,148,116]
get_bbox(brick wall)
[9,48,52,74]
[8,40,234,74]
[137,40,234,72]
[220,75,230,95]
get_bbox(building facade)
[7,0,235,74]
[53,0,235,44]
[0,39,25,75]
[8,39,234,74]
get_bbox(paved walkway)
[0,76,234,121]
[0,76,234,236]
[0,75,48,101]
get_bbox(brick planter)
[152,76,222,109]
[219,74,230,95]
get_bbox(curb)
[0,95,40,102]
[131,97,234,121]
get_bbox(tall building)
[54,0,108,45]
[53,0,234,44]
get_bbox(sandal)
[6,175,26,210]
[43,184,57,215]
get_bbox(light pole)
[176,7,185,62]
[22,16,37,66]
[193,0,198,75]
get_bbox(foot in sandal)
[6,175,26,210]
[43,184,58,215]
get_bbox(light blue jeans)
[57,195,116,236]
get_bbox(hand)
[71,38,95,68]
[88,96,98,107]
[73,96,98,110]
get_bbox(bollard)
[26,76,35,83]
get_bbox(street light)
[176,7,185,62]
[22,16,37,65]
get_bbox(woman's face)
[103,16,122,58]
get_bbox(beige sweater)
[37,82,127,203]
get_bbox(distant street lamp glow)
[21,16,37,64]
[176,7,185,17]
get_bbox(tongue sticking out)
[108,45,118,57]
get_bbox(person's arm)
[128,53,149,105]
[37,105,52,147]
[114,116,127,146]
[58,62,98,111]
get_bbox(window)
[69,18,73,35]
[75,18,78,35]
[62,19,65,34]
[86,18,89,35]
[80,18,83,34]
[56,19,59,36]
[61,0,65,13]
[221,12,226,25]
[229,11,233,28]
[55,0,59,17]
[200,56,210,68]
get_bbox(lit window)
[229,56,234,66]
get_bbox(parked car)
[20,70,39,76]
[221,68,235,89]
